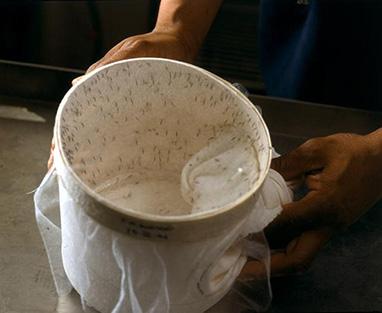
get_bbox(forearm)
[154,0,223,59]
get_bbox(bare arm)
[55,0,223,165]
[84,0,223,74]
[154,0,223,59]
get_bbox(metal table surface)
[0,61,381,313]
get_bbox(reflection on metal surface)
[0,105,45,122]
[0,59,84,74]
[56,289,242,313]
[57,291,98,313]
[1,92,382,312]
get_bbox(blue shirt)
[259,0,382,110]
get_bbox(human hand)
[51,0,224,167]
[89,31,195,70]
[52,29,197,166]
[47,139,54,170]
[72,30,196,85]
[240,130,382,279]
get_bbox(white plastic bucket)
[36,58,292,313]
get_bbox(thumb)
[271,140,325,181]
[268,228,333,276]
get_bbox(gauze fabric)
[33,58,293,313]
[34,150,292,313]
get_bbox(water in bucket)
[94,127,260,216]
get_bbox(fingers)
[86,40,126,73]
[80,45,145,83]
[47,139,55,170]
[239,228,332,280]
[238,258,268,281]
[93,49,142,69]
[87,59,104,74]
[268,228,332,276]
[87,38,147,73]
[265,192,326,247]
[47,153,53,170]
[72,76,84,85]
[71,43,144,85]
[271,138,325,181]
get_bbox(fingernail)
[72,76,84,85]
[286,237,299,253]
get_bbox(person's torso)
[259,0,382,110]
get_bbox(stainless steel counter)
[0,62,381,313]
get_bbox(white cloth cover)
[34,58,293,313]
[34,160,292,313]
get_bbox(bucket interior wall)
[57,59,270,216]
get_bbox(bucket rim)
[54,57,273,223]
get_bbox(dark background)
[0,0,264,93]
